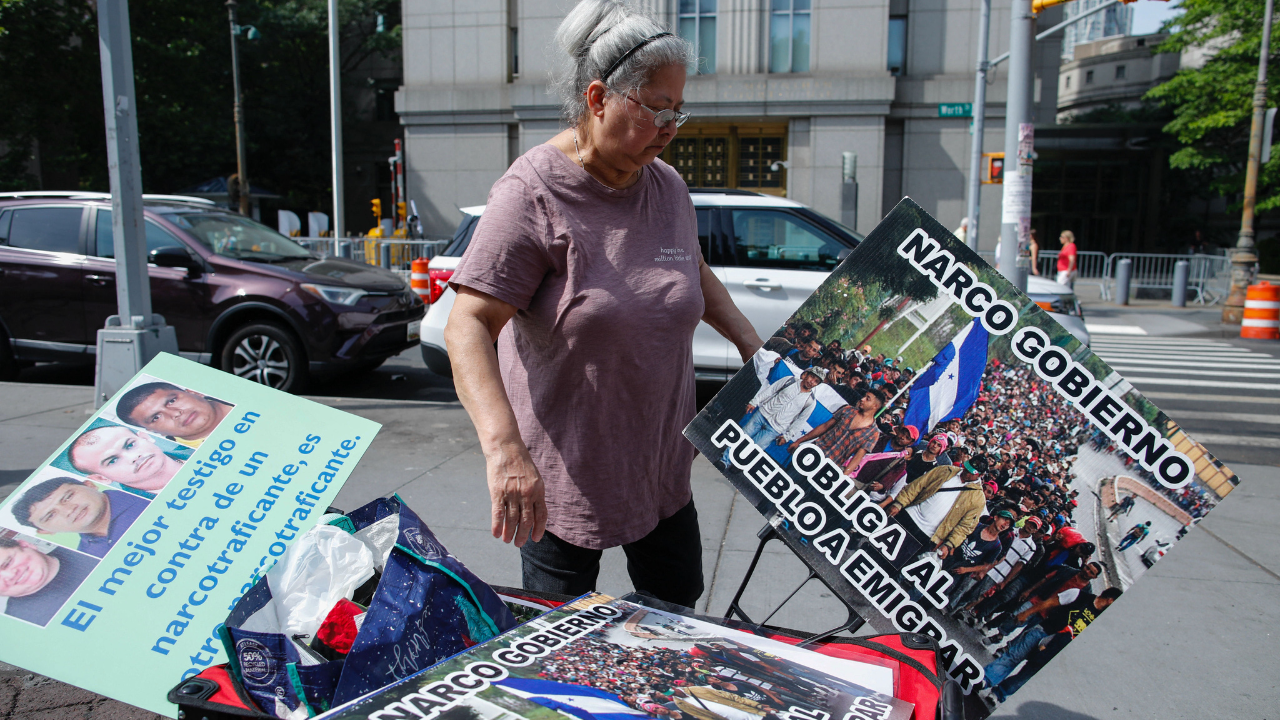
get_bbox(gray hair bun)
[552,0,692,124]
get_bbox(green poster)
[0,353,379,716]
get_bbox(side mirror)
[151,246,203,277]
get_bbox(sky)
[1130,0,1184,35]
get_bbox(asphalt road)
[11,345,734,411]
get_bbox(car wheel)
[420,344,452,378]
[221,322,307,393]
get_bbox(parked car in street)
[419,191,1090,378]
[0,192,424,392]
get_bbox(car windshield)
[165,212,314,261]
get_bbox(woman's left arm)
[698,257,763,362]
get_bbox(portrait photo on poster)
[103,375,237,451]
[0,527,101,628]
[0,466,151,559]
[685,198,1238,716]
[46,418,192,502]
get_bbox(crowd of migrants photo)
[707,311,1231,709]
[486,599,909,720]
[687,207,1236,717]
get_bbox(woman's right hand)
[486,441,547,547]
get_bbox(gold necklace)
[572,128,586,170]
[572,128,640,188]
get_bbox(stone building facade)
[396,0,1064,249]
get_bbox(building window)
[373,79,400,121]
[1115,64,1126,79]
[663,124,788,195]
[738,137,784,188]
[1065,75,1071,89]
[671,136,729,186]
[1085,69,1094,84]
[508,0,519,80]
[769,0,810,74]
[887,16,907,76]
[678,0,716,74]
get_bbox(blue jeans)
[996,600,1036,635]
[1117,535,1141,551]
[984,625,1048,697]
[721,410,781,466]
[946,573,981,609]
[974,575,1029,620]
[951,575,996,611]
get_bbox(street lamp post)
[1223,0,1274,324]
[94,0,178,406]
[329,0,346,250]
[964,0,992,252]
[227,0,251,217]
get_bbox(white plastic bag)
[265,524,376,638]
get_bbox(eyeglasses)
[626,95,691,129]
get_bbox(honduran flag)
[494,678,650,720]
[903,317,990,433]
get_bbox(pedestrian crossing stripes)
[1087,335,1280,451]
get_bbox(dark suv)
[0,192,424,392]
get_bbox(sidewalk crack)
[0,400,93,424]
[701,491,736,613]
[387,438,484,496]
[1199,525,1280,582]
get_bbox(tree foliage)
[0,0,400,210]
[1146,0,1280,212]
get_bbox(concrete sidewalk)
[0,383,1276,719]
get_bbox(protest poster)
[0,353,379,716]
[683,198,1238,714]
[320,593,914,720]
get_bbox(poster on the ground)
[320,593,914,720]
[684,197,1238,716]
[0,353,379,716]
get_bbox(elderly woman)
[444,0,761,606]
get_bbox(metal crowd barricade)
[368,239,451,283]
[292,237,365,262]
[1036,250,1108,294]
[1102,253,1231,304]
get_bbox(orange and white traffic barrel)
[1242,281,1280,340]
[410,258,432,304]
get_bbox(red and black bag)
[170,588,962,720]
[765,630,964,720]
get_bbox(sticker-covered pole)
[999,0,1034,292]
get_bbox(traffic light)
[371,199,382,223]
[983,153,1004,184]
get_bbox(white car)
[419,192,1089,377]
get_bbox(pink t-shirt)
[1057,242,1077,272]
[451,144,705,549]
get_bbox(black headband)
[600,32,672,83]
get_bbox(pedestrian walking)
[1055,230,1077,288]
[1117,521,1151,551]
